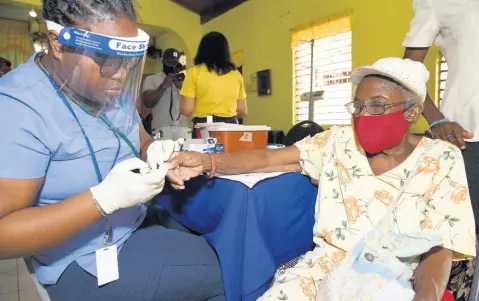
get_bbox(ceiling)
[0,0,247,28]
[170,0,248,24]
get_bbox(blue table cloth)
[157,173,317,301]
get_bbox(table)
[157,173,317,301]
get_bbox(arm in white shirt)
[404,48,472,148]
[403,0,445,128]
[403,0,473,148]
[403,0,440,48]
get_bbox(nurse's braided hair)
[42,0,136,26]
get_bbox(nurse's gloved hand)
[90,158,169,215]
[147,139,185,170]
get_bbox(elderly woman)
[169,57,476,301]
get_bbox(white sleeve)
[402,0,440,48]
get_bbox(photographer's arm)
[143,74,175,109]
[142,86,166,109]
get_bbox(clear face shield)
[45,21,150,134]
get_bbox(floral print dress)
[258,126,476,301]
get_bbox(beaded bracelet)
[428,118,449,131]
[206,152,217,179]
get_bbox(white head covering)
[350,57,430,103]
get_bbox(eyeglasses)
[345,101,415,116]
[90,53,142,77]
[62,46,143,77]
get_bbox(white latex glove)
[147,138,184,169]
[90,158,169,215]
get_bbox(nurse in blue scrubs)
[0,0,225,300]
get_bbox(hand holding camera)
[161,74,175,90]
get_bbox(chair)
[268,130,286,145]
[284,120,324,146]
[23,257,52,301]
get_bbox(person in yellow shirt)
[180,32,247,138]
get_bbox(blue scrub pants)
[46,206,225,301]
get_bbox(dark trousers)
[46,207,225,301]
[192,116,238,139]
[463,142,479,223]
[448,142,479,301]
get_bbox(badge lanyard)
[36,53,140,245]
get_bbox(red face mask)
[353,110,410,154]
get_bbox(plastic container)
[208,125,271,152]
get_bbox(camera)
[173,64,186,81]
[163,48,186,81]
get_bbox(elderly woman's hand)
[166,167,187,190]
[167,152,208,189]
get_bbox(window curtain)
[0,18,33,68]
[291,13,352,47]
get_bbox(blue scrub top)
[0,55,146,285]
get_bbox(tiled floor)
[0,259,41,301]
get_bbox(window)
[31,32,48,53]
[294,31,352,124]
[438,55,447,102]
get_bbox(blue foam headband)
[46,21,150,58]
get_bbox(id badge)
[95,244,119,286]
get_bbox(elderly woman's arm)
[413,247,453,301]
[168,129,333,189]
[170,147,302,177]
